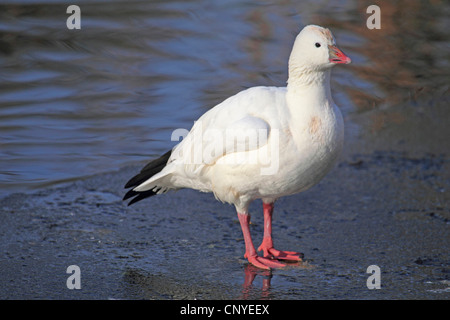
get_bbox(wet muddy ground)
[1,142,448,299]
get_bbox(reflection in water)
[121,260,310,299]
[240,264,273,299]
[240,260,313,299]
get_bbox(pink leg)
[237,212,285,270]
[257,202,303,261]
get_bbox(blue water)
[0,0,448,197]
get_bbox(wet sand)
[1,123,448,299]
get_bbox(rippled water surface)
[0,0,448,196]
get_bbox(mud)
[1,144,448,299]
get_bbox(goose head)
[288,25,351,84]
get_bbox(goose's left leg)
[237,211,285,270]
[257,202,303,261]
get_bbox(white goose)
[124,25,351,270]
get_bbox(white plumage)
[124,25,351,269]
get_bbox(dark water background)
[0,0,449,300]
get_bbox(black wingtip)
[123,150,172,206]
[126,189,158,206]
[123,150,172,189]
[123,188,137,201]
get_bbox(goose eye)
[315,42,321,48]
